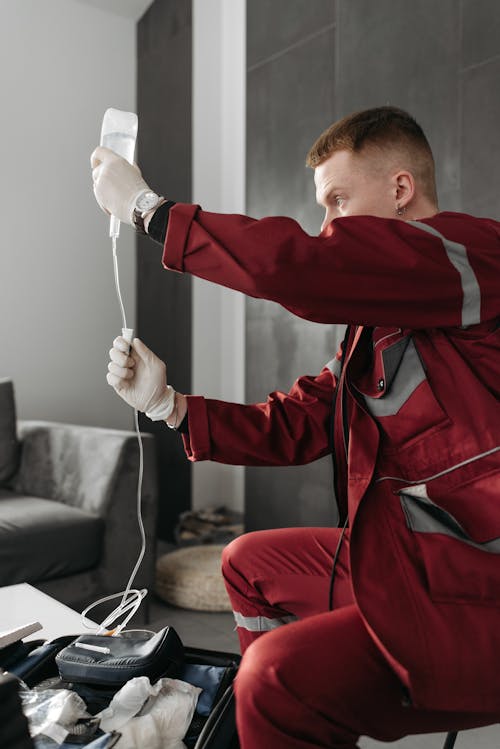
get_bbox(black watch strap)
[132,209,147,234]
[177,412,189,434]
[146,200,176,244]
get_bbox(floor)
[148,544,500,749]
[359,726,500,749]
[148,591,239,654]
[148,540,239,653]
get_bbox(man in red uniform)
[92,107,500,748]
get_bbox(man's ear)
[393,171,415,208]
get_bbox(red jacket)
[162,205,500,713]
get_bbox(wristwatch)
[132,190,164,234]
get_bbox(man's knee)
[235,632,281,706]
[221,531,262,581]
[234,622,362,748]
[221,534,242,578]
[235,629,341,744]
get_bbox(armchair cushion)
[0,489,104,584]
[0,379,19,485]
[10,421,128,516]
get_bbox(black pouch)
[55,626,184,687]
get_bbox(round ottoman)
[155,545,232,612]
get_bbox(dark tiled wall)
[336,0,461,209]
[245,0,500,531]
[461,0,500,218]
[137,0,192,540]
[245,1,339,531]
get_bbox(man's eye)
[335,197,344,208]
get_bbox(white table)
[0,583,96,642]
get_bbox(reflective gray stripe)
[400,484,500,553]
[409,221,481,326]
[233,611,298,632]
[325,357,341,378]
[363,340,425,417]
[376,445,500,485]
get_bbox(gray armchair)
[0,378,158,614]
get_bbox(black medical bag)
[0,633,240,749]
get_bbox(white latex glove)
[107,336,175,421]
[91,146,150,224]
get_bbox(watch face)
[136,191,159,212]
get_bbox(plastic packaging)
[20,687,90,745]
[100,108,138,239]
[97,676,201,749]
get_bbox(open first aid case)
[0,628,241,749]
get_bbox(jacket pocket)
[354,335,449,449]
[399,476,500,605]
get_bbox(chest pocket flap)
[362,337,426,417]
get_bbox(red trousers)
[221,527,498,748]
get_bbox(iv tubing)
[81,236,147,635]
[112,235,127,329]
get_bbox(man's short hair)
[306,106,438,205]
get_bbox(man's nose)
[321,213,332,233]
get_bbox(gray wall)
[245,0,500,531]
[245,0,339,531]
[461,0,500,218]
[0,0,136,430]
[190,0,246,514]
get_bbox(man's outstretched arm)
[91,147,500,330]
[159,204,500,329]
[107,336,337,467]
